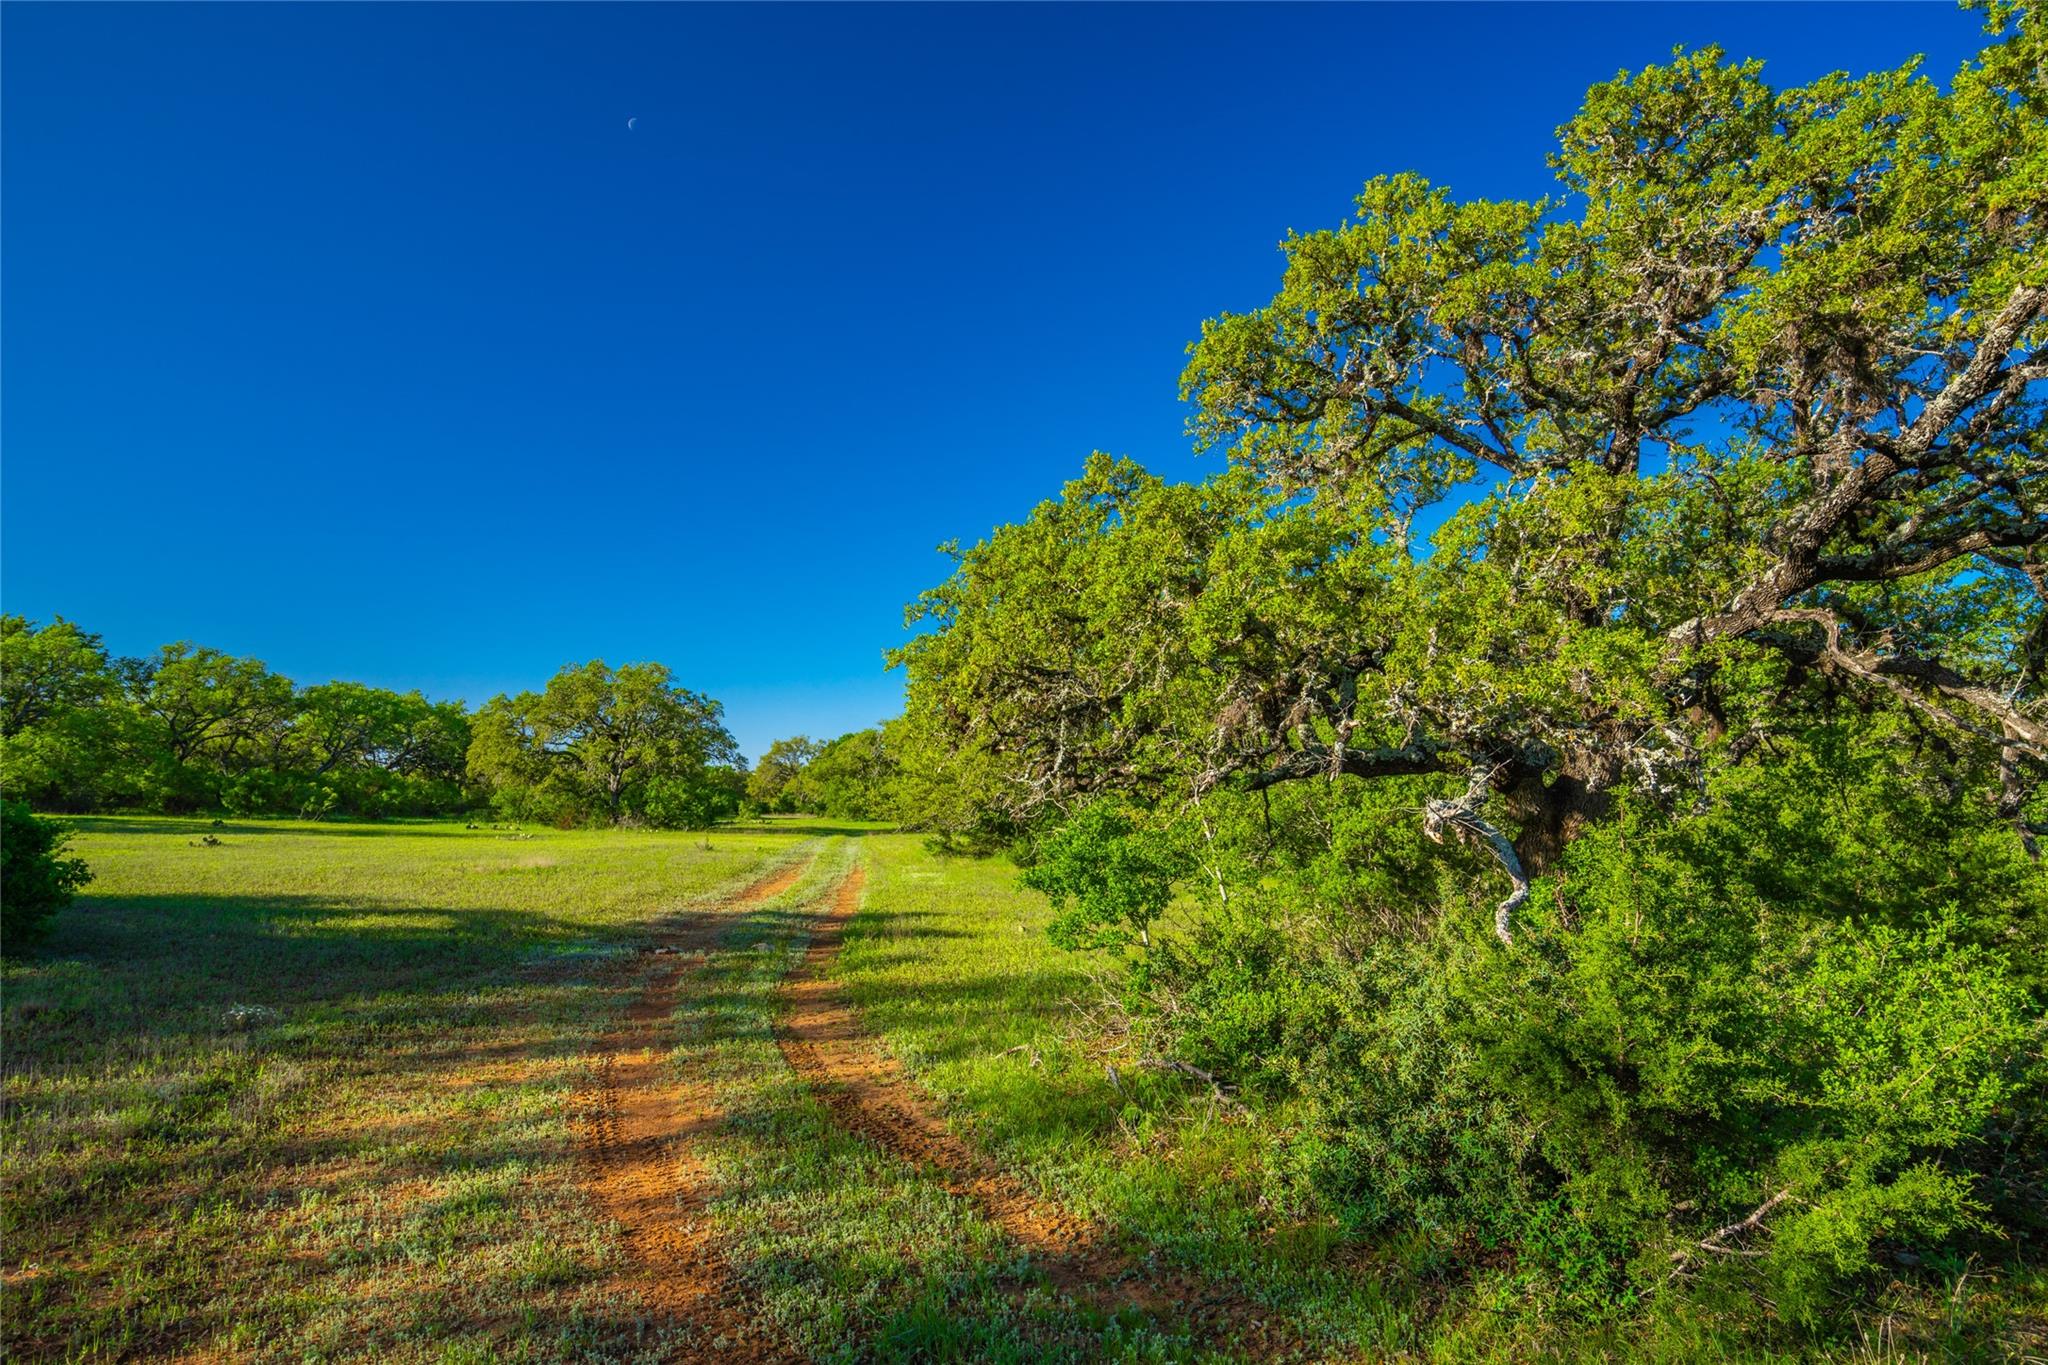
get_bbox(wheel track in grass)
[774,865,1306,1360]
[575,854,813,1364]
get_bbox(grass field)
[1,816,810,1361]
[5,818,2035,1362]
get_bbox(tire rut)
[575,856,812,1364]
[774,867,1302,1356]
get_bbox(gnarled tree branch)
[1424,767,1532,946]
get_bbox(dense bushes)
[1153,731,2042,1317]
[0,800,91,952]
[985,712,2047,1331]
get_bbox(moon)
[627,117,637,130]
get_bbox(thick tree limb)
[1664,282,2048,651]
[1202,741,1443,794]
[1897,285,2046,460]
[1763,609,2048,759]
[1816,517,2048,584]
[1424,768,1531,946]
[1999,741,2043,863]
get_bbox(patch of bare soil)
[774,868,1307,1358]
[575,857,812,1364]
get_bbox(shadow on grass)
[4,889,659,1075]
[58,815,497,839]
[718,822,893,839]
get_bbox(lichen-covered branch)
[1424,768,1532,946]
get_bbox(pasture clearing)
[7,819,2024,1362]
[1,817,807,1361]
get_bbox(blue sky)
[1,2,1988,763]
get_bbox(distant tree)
[800,728,897,819]
[468,661,741,827]
[124,644,297,813]
[747,736,821,812]
[4,616,481,820]
[379,696,472,786]
[0,615,118,734]
[288,682,475,816]
[292,681,406,777]
[0,616,125,809]
[0,800,92,953]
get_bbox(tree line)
[891,10,2046,1340]
[0,615,748,828]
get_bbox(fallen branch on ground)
[1135,1057,1252,1117]
[1671,1186,1797,1273]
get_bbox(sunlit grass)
[1,815,807,1362]
[838,836,1397,1358]
[681,837,1205,1363]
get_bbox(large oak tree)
[898,11,2046,943]
[468,660,742,826]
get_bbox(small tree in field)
[1,800,92,953]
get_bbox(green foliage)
[0,615,125,810]
[1020,800,1185,953]
[641,768,744,830]
[880,712,1016,849]
[800,728,897,819]
[0,619,745,828]
[1,616,476,820]
[1103,722,2047,1328]
[740,728,901,820]
[467,660,743,828]
[893,11,2048,1339]
[0,800,91,952]
[746,735,821,813]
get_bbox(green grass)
[2,815,811,1362]
[838,836,1401,1360]
[8,818,2036,1362]
[674,837,1209,1362]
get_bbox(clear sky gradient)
[2,3,1989,763]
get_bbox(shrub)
[1020,799,1187,953]
[1,800,92,953]
[1094,720,2047,1328]
[640,775,738,830]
